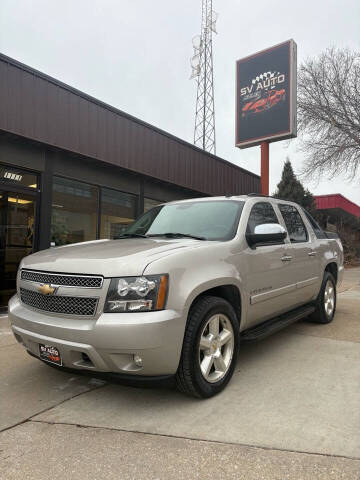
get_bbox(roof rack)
[247,193,273,198]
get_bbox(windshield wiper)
[147,232,206,241]
[115,233,148,239]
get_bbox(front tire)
[309,272,337,324]
[176,296,239,398]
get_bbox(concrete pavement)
[2,422,360,480]
[32,331,360,457]
[0,319,105,431]
[1,268,360,479]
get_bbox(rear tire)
[176,296,239,398]
[309,272,336,324]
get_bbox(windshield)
[123,200,244,241]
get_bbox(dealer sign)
[236,39,297,149]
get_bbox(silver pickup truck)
[9,195,343,397]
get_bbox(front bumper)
[8,295,186,376]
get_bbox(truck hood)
[21,238,203,277]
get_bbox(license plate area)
[39,344,62,366]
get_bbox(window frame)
[0,163,40,253]
[302,208,327,239]
[51,175,100,246]
[100,186,138,239]
[245,201,285,247]
[277,203,309,244]
[50,175,140,245]
[0,163,39,193]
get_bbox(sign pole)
[260,141,269,195]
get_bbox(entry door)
[276,203,320,306]
[0,190,37,309]
[245,243,292,327]
[243,201,297,328]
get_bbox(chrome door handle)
[281,255,293,262]
[308,251,317,257]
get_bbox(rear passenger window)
[279,204,308,243]
[247,202,279,233]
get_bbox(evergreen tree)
[274,158,316,213]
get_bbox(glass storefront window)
[100,188,136,239]
[0,164,38,189]
[51,177,98,246]
[144,197,162,212]
[0,191,36,308]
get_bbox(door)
[243,201,297,328]
[0,190,37,309]
[276,203,320,307]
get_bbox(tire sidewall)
[189,299,239,398]
[318,272,337,323]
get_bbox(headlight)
[104,275,168,313]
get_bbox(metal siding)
[6,64,18,133]
[56,86,67,151]
[131,121,142,171]
[20,69,34,138]
[116,113,127,167]
[33,75,45,142]
[48,80,60,146]
[0,54,260,196]
[315,194,360,218]
[77,95,88,154]
[170,142,181,186]
[36,75,48,141]
[96,106,106,162]
[0,62,8,128]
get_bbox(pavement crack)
[0,382,107,434]
[28,419,360,462]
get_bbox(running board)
[241,304,315,342]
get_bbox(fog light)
[134,354,143,367]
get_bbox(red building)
[315,194,360,252]
[315,194,360,219]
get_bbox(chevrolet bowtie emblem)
[38,284,56,296]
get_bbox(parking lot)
[1,268,360,479]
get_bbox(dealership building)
[0,53,260,309]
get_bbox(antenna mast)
[190,0,218,154]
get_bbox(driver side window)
[247,202,279,233]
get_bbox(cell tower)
[190,0,218,154]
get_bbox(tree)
[298,47,360,180]
[274,158,316,212]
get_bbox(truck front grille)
[20,288,98,316]
[21,269,103,288]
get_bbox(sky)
[0,0,359,204]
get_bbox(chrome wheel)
[198,313,234,384]
[324,280,335,317]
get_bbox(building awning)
[315,194,360,218]
[315,194,360,230]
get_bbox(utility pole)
[190,0,218,155]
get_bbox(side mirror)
[246,223,287,247]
